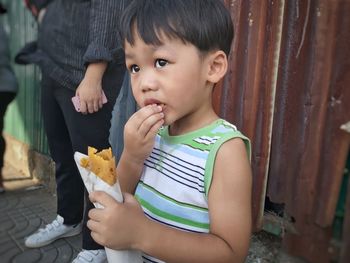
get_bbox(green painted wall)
[2,0,48,154]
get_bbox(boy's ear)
[206,50,228,84]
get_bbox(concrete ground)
[0,163,307,263]
[0,164,81,263]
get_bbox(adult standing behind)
[20,1,128,262]
[0,3,18,194]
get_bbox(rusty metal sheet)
[284,224,333,263]
[266,0,350,261]
[267,0,321,212]
[269,0,334,217]
[219,0,283,230]
[313,0,350,227]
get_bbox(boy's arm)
[117,151,144,194]
[117,105,164,194]
[137,138,252,262]
[208,138,252,261]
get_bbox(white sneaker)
[72,249,107,263]
[24,215,82,248]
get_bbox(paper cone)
[74,152,142,263]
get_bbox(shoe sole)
[25,225,82,248]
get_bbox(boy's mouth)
[144,99,164,108]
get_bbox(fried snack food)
[80,146,117,186]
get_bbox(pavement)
[0,163,306,263]
[0,164,81,263]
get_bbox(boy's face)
[125,32,215,128]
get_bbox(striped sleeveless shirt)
[134,119,251,263]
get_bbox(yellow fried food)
[80,146,117,186]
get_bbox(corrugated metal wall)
[218,0,350,262]
[216,0,285,230]
[2,0,48,154]
[268,1,350,262]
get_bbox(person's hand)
[88,191,147,250]
[75,76,104,114]
[76,62,107,114]
[123,105,164,164]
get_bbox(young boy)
[88,0,252,262]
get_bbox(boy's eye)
[155,59,168,68]
[130,64,140,74]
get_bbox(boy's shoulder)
[203,118,245,140]
[207,119,251,162]
[212,119,239,133]
[159,118,249,152]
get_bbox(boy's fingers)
[87,218,99,232]
[90,231,105,246]
[145,118,164,141]
[129,105,162,130]
[89,191,118,207]
[138,112,164,138]
[88,207,104,221]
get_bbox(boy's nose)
[140,71,158,92]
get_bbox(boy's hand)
[88,191,147,250]
[123,105,164,164]
[76,62,107,114]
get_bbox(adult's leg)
[0,92,16,187]
[55,63,125,249]
[41,76,84,224]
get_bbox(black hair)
[120,0,234,56]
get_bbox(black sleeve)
[83,0,128,65]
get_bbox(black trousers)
[40,66,124,249]
[0,92,16,173]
